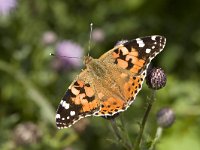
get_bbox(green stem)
[134,90,156,150]
[149,127,163,150]
[110,118,133,150]
[0,60,55,125]
[110,118,122,141]
[119,115,134,149]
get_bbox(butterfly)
[55,35,166,129]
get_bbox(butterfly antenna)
[88,23,93,56]
[49,53,81,59]
[49,53,55,56]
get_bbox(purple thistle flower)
[52,40,84,71]
[0,0,17,16]
[92,28,105,43]
[42,31,57,45]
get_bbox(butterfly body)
[56,35,166,129]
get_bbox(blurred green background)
[0,0,200,150]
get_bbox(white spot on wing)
[70,111,75,116]
[60,100,64,104]
[151,35,157,40]
[61,100,70,110]
[56,114,60,119]
[136,38,145,47]
[146,48,151,53]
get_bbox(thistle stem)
[149,127,163,150]
[110,118,122,140]
[110,118,133,150]
[134,90,156,149]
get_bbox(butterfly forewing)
[56,71,100,129]
[111,35,166,75]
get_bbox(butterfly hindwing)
[93,72,146,117]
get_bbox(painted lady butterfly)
[56,35,166,129]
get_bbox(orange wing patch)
[112,46,145,74]
[70,81,100,113]
[116,59,128,69]
[81,99,99,112]
[123,75,145,103]
[56,79,101,129]
[96,97,126,116]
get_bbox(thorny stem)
[119,115,134,149]
[110,118,122,140]
[134,90,156,150]
[110,118,133,150]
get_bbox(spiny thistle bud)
[146,67,167,90]
[156,108,175,128]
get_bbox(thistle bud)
[156,108,175,128]
[13,122,42,145]
[146,67,167,90]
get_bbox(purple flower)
[42,31,57,45]
[92,28,105,43]
[53,40,84,71]
[0,0,17,16]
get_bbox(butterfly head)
[83,55,93,66]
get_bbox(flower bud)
[13,122,42,145]
[156,108,175,128]
[146,67,167,90]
